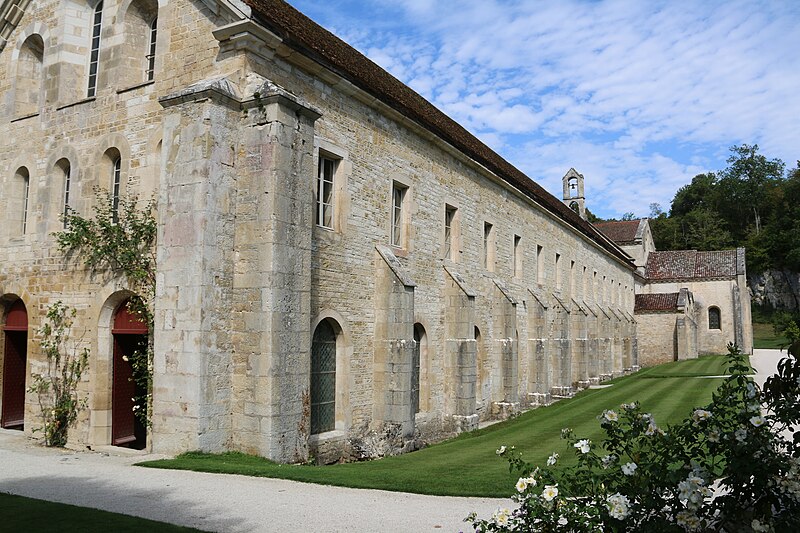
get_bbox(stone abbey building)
[0,0,751,462]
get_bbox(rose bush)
[468,341,800,532]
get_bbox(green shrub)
[468,344,800,532]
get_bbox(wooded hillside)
[647,145,800,276]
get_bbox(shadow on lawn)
[1,475,237,532]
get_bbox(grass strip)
[140,355,734,497]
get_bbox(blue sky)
[288,0,800,219]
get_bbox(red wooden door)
[112,301,148,449]
[2,300,28,429]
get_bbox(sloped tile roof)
[594,219,641,244]
[243,0,633,266]
[645,250,738,280]
[635,293,679,312]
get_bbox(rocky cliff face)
[750,270,800,310]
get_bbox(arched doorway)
[2,300,28,429]
[112,300,147,449]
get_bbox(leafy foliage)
[649,145,800,274]
[54,189,156,426]
[468,345,800,532]
[27,302,89,447]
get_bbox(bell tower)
[562,168,586,220]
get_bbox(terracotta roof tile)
[635,293,679,312]
[243,0,633,266]
[645,250,738,280]
[594,220,641,244]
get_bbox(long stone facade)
[3,0,654,463]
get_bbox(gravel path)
[0,431,507,532]
[0,348,787,532]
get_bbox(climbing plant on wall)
[28,301,90,447]
[55,188,156,427]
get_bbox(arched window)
[15,34,44,116]
[88,1,103,97]
[14,167,31,235]
[708,307,721,330]
[111,153,121,223]
[56,159,71,228]
[121,0,159,86]
[146,17,157,81]
[311,320,337,434]
[412,323,426,415]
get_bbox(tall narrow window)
[412,323,426,416]
[391,183,406,247]
[582,266,588,298]
[708,307,721,330]
[15,34,44,116]
[111,156,121,223]
[443,205,457,260]
[88,1,103,97]
[555,253,562,290]
[60,160,71,228]
[316,156,336,228]
[483,222,495,271]
[21,169,30,234]
[536,245,544,284]
[569,260,575,294]
[513,235,522,277]
[311,320,337,434]
[146,17,157,81]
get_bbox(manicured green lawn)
[0,492,205,532]
[140,354,740,497]
[753,321,789,349]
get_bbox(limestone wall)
[0,0,640,461]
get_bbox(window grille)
[411,325,423,415]
[709,307,721,330]
[311,321,336,434]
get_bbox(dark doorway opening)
[2,300,28,430]
[112,300,148,449]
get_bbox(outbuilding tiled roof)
[594,219,642,244]
[635,293,679,312]
[645,250,738,280]
[243,0,633,266]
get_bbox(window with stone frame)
[57,159,72,229]
[311,320,337,434]
[443,204,458,260]
[13,167,31,235]
[708,307,721,330]
[513,235,522,278]
[146,17,158,81]
[537,245,544,284]
[87,1,103,97]
[316,155,337,229]
[483,222,495,271]
[14,33,44,117]
[105,149,121,223]
[412,323,426,415]
[391,182,408,247]
[119,0,159,88]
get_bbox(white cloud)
[290,0,800,217]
